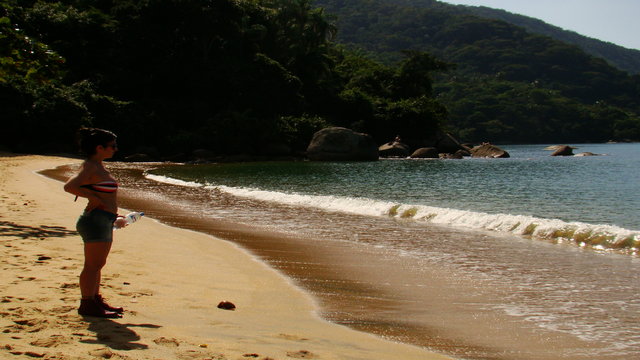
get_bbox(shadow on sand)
[0,221,77,239]
[80,316,162,350]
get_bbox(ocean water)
[107,143,639,360]
[148,143,639,250]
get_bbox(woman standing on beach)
[64,127,127,318]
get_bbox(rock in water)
[306,127,378,161]
[410,147,439,158]
[550,145,575,156]
[379,142,411,157]
[470,144,510,158]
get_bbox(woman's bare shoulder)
[74,160,100,180]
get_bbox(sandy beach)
[0,154,453,360]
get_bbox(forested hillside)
[314,0,640,144]
[381,0,640,75]
[1,0,449,157]
[459,5,640,75]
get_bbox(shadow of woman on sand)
[0,221,77,240]
[80,317,161,350]
[0,221,77,239]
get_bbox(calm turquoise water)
[150,143,639,250]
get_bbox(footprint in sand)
[30,334,71,348]
[60,283,79,291]
[24,297,49,304]
[51,305,76,314]
[286,350,315,359]
[175,349,226,360]
[278,334,309,342]
[57,316,86,330]
[6,350,47,358]
[7,306,36,316]
[32,351,71,359]
[88,347,131,359]
[153,337,180,347]
[13,318,49,333]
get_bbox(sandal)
[95,294,124,313]
[78,298,122,318]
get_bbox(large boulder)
[379,141,411,157]
[470,144,510,158]
[410,147,439,158]
[550,145,575,156]
[306,127,378,161]
[422,130,467,154]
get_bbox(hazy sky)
[438,0,640,50]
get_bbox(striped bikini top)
[74,181,118,202]
[80,181,118,193]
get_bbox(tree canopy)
[1,0,450,157]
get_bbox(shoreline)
[0,154,452,360]
[40,157,627,360]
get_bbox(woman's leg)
[78,241,120,317]
[80,241,112,298]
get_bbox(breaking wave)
[145,173,639,252]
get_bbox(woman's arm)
[64,162,103,209]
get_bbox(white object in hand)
[114,211,144,229]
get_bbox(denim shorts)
[76,209,117,243]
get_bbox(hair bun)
[77,126,94,137]
[75,127,117,157]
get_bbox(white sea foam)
[145,173,639,250]
[145,173,203,188]
[212,185,393,217]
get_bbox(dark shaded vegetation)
[1,0,450,158]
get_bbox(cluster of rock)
[124,134,606,162]
[545,145,600,157]
[306,127,510,161]
[121,126,515,162]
